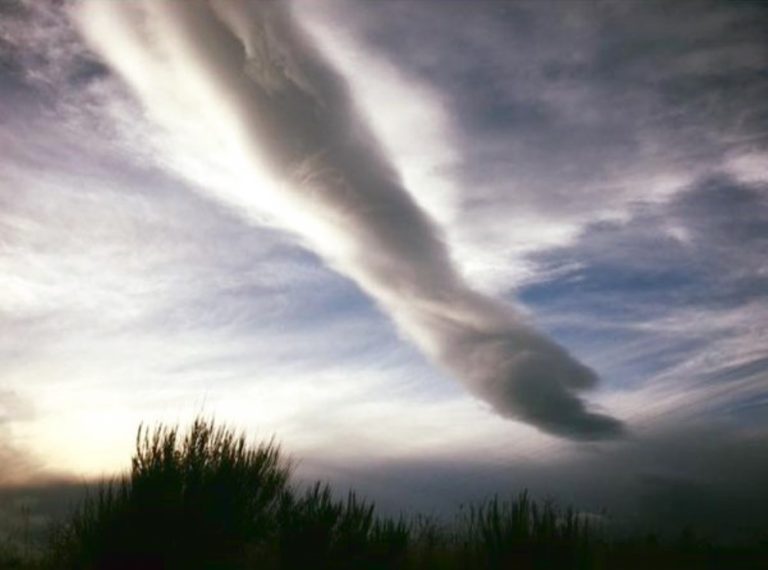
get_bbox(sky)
[1,0,767,537]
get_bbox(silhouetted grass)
[276,483,408,569]
[11,417,764,569]
[0,542,33,569]
[457,492,594,569]
[47,418,289,568]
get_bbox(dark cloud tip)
[563,411,626,441]
[520,401,626,441]
[478,346,626,441]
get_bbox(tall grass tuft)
[47,418,290,569]
[457,491,595,569]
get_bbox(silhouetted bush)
[47,418,289,569]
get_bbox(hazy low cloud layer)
[325,420,768,539]
[73,0,622,439]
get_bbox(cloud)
[72,0,623,439]
[304,0,768,291]
[519,174,768,424]
[1,0,764,542]
[313,420,768,538]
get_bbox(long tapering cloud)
[74,0,623,439]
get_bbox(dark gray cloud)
[74,0,623,439]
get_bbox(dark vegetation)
[1,418,766,569]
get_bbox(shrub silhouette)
[48,418,289,569]
[46,418,409,570]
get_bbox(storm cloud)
[73,0,622,439]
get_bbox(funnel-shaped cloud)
[74,0,623,439]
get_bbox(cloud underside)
[74,0,622,440]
